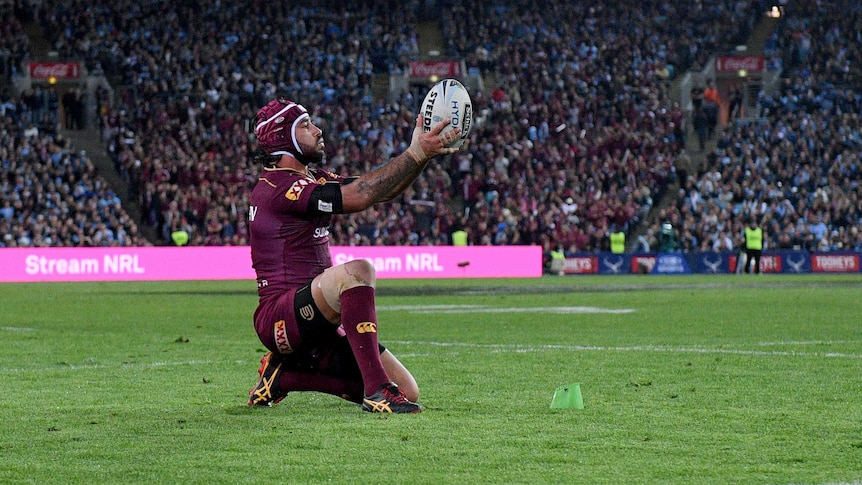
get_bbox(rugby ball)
[421,78,472,148]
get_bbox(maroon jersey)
[249,166,344,297]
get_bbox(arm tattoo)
[355,150,427,202]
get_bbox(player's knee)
[342,258,376,286]
[401,382,420,403]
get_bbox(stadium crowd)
[0,3,30,81]
[4,0,859,257]
[640,0,862,254]
[0,85,148,247]
[39,0,424,246]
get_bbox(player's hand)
[408,115,462,163]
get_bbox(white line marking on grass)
[388,341,862,359]
[6,341,862,374]
[379,304,635,314]
[0,359,250,373]
[420,307,636,315]
[754,340,862,347]
[788,482,862,485]
[0,326,36,332]
[378,304,487,311]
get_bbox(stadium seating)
[0,95,148,247]
[6,0,859,254]
[645,0,862,253]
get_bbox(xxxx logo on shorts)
[356,322,377,334]
[274,320,293,354]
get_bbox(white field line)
[0,326,36,332]
[378,304,487,311]
[415,307,636,314]
[785,482,862,485]
[754,340,860,346]
[3,341,862,374]
[379,304,635,314]
[0,359,248,373]
[388,341,862,360]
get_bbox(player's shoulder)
[310,168,344,184]
[258,167,307,185]
[257,167,343,195]
[253,169,306,204]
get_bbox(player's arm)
[304,165,426,215]
[338,115,461,213]
[350,159,420,203]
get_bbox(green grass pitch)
[1,274,861,484]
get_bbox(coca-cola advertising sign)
[409,61,462,79]
[715,56,765,73]
[28,62,81,79]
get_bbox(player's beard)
[295,139,325,166]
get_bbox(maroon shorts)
[253,283,383,380]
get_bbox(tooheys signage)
[28,62,81,79]
[409,61,462,79]
[811,254,860,273]
[715,56,765,73]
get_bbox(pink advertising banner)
[0,246,542,283]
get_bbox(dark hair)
[251,148,280,167]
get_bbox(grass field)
[1,274,861,484]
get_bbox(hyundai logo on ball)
[449,100,460,128]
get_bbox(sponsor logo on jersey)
[274,320,293,354]
[356,321,377,334]
[285,179,309,200]
[317,200,333,212]
[298,304,315,321]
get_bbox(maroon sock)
[339,286,389,394]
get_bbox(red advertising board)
[562,256,598,274]
[27,62,81,79]
[631,255,656,274]
[409,61,462,79]
[729,254,782,273]
[811,254,860,272]
[715,56,765,73]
